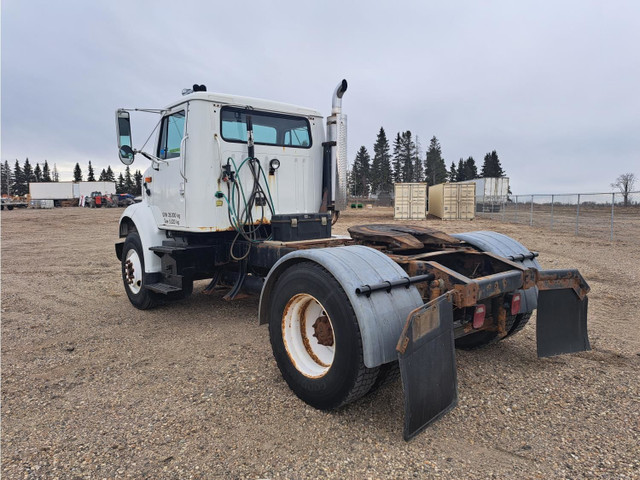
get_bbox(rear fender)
[259,245,424,368]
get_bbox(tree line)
[348,127,506,196]
[1,159,142,196]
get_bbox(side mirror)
[116,110,135,165]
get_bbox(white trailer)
[458,177,509,212]
[78,181,116,197]
[29,182,78,200]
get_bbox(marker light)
[473,305,486,329]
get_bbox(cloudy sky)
[2,0,638,194]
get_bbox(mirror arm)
[136,149,169,167]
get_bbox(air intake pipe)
[326,79,348,212]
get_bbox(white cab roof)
[164,92,322,118]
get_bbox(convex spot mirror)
[116,110,135,165]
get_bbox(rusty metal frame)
[396,251,588,310]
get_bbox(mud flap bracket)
[396,293,457,441]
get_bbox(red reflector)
[144,176,152,183]
[511,293,521,315]
[473,305,486,329]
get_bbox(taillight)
[510,293,521,315]
[473,305,486,329]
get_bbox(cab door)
[152,106,188,228]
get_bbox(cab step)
[146,283,182,294]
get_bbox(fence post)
[530,195,534,226]
[610,192,615,241]
[515,196,518,223]
[575,194,581,235]
[550,194,554,229]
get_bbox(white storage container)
[394,183,427,220]
[428,183,476,220]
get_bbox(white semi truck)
[115,81,590,439]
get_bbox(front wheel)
[122,232,159,310]
[268,262,379,410]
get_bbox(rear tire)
[268,261,379,410]
[122,232,159,310]
[368,361,400,394]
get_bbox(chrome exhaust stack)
[327,79,348,212]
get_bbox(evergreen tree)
[391,133,403,182]
[116,173,125,194]
[413,135,424,182]
[87,161,96,181]
[463,156,478,180]
[42,160,52,182]
[124,166,135,194]
[456,158,465,182]
[399,131,416,183]
[134,170,143,195]
[23,158,35,184]
[105,165,116,182]
[346,169,354,198]
[13,160,27,196]
[371,127,392,193]
[1,160,13,195]
[52,164,60,182]
[481,150,505,177]
[98,169,107,181]
[73,163,83,182]
[351,146,371,197]
[448,162,458,182]
[34,163,42,182]
[424,136,448,185]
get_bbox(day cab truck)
[114,81,590,439]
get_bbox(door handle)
[180,134,188,182]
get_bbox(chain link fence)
[476,192,640,240]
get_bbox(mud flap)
[397,294,457,441]
[536,289,590,357]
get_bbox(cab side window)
[158,111,185,159]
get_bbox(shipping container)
[428,183,476,220]
[394,183,427,220]
[458,177,509,212]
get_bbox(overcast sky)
[2,0,638,194]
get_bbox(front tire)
[122,232,159,310]
[268,262,379,410]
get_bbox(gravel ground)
[2,207,639,479]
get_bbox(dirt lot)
[2,207,639,479]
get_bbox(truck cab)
[119,91,336,233]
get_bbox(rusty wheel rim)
[282,293,335,378]
[124,248,143,295]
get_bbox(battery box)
[271,213,332,242]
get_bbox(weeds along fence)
[476,192,640,241]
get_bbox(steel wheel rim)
[282,293,335,378]
[124,249,143,295]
